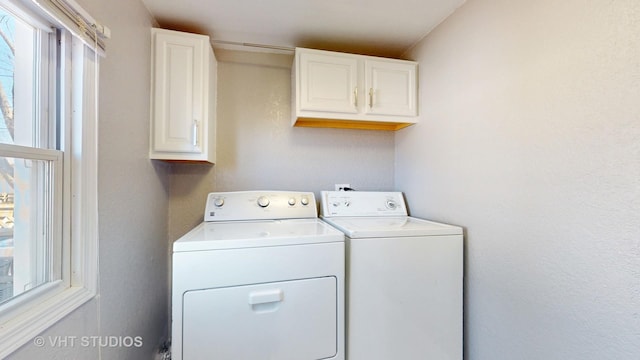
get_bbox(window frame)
[0,1,99,357]
[0,144,64,304]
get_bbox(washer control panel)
[204,191,317,222]
[320,191,408,217]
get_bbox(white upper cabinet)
[364,59,416,117]
[298,51,359,114]
[150,28,217,163]
[293,48,418,131]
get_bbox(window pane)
[0,156,54,304]
[0,9,16,145]
[0,7,37,147]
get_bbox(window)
[0,2,62,306]
[0,0,102,356]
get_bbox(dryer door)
[182,276,338,359]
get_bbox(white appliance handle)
[248,289,283,305]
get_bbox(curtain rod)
[210,39,294,52]
[51,0,111,38]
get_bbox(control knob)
[257,196,270,208]
[386,200,397,210]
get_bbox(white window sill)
[0,285,96,358]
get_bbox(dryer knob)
[301,196,310,206]
[213,198,225,207]
[386,200,397,209]
[288,197,296,206]
[257,196,270,208]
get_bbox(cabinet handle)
[354,87,358,107]
[192,120,199,147]
[369,88,374,109]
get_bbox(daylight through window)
[0,4,62,306]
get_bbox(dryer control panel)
[320,191,408,217]
[205,191,317,222]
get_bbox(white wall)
[169,50,396,241]
[396,0,640,358]
[9,0,170,359]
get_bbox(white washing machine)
[320,191,463,360]
[172,191,345,360]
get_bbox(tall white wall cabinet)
[293,47,418,131]
[150,28,217,163]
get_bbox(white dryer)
[320,191,463,360]
[172,191,345,360]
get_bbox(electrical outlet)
[335,183,351,191]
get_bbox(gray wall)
[10,0,170,358]
[168,50,396,241]
[396,0,640,358]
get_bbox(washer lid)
[321,216,462,238]
[173,218,344,252]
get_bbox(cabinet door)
[152,31,205,154]
[298,51,359,114]
[364,60,417,117]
